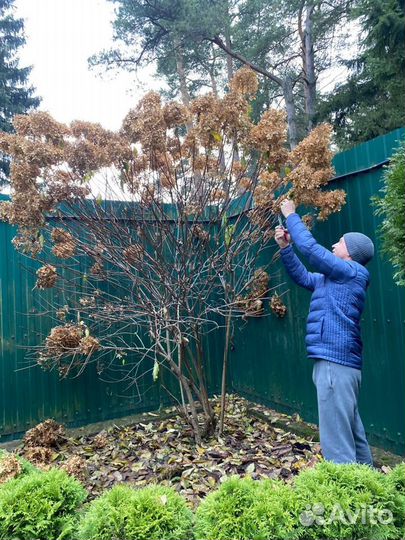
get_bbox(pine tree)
[0,0,40,184]
[91,1,351,147]
[317,0,405,149]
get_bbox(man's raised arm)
[280,200,356,282]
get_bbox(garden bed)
[14,395,322,506]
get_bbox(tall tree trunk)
[282,75,298,149]
[223,6,238,165]
[224,29,233,84]
[224,0,234,84]
[300,3,317,132]
[210,70,218,97]
[174,41,191,107]
[207,43,220,96]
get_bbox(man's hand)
[280,198,296,218]
[275,226,291,249]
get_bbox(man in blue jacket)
[275,198,374,466]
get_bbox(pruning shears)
[277,214,289,241]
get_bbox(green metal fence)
[1,128,404,454]
[230,128,405,456]
[0,219,160,439]
[0,206,223,442]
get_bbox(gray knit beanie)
[343,232,375,266]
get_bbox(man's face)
[332,237,351,260]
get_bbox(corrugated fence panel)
[0,211,223,441]
[0,219,163,440]
[230,128,405,456]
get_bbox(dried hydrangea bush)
[0,68,345,443]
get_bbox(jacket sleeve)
[280,245,321,291]
[286,213,357,281]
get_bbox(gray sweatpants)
[312,359,373,466]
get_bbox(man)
[275,198,374,466]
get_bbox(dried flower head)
[190,93,223,147]
[314,190,346,221]
[184,203,202,216]
[238,177,253,192]
[60,455,87,481]
[162,101,190,129]
[236,269,269,317]
[246,298,264,316]
[56,305,69,321]
[93,431,108,449]
[122,91,166,153]
[36,265,57,289]
[24,419,65,448]
[90,261,104,277]
[251,269,269,296]
[79,296,96,307]
[254,171,281,207]
[51,228,76,259]
[41,323,84,360]
[78,335,100,356]
[13,111,69,144]
[285,124,345,219]
[23,446,52,468]
[124,243,144,264]
[191,224,210,242]
[0,453,22,484]
[12,230,43,257]
[230,67,259,97]
[221,91,252,139]
[0,201,12,222]
[270,293,287,317]
[140,185,156,206]
[290,124,333,170]
[248,109,288,165]
[302,214,314,229]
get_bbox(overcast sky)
[14,0,158,130]
[14,0,353,132]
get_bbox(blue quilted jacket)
[280,213,370,370]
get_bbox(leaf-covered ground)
[17,395,322,507]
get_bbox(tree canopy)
[317,0,405,148]
[90,0,353,148]
[89,0,404,150]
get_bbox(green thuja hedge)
[386,463,405,539]
[373,140,405,286]
[0,468,87,540]
[387,462,405,495]
[77,484,194,540]
[195,462,405,540]
[293,461,404,540]
[195,475,300,540]
[195,476,260,540]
